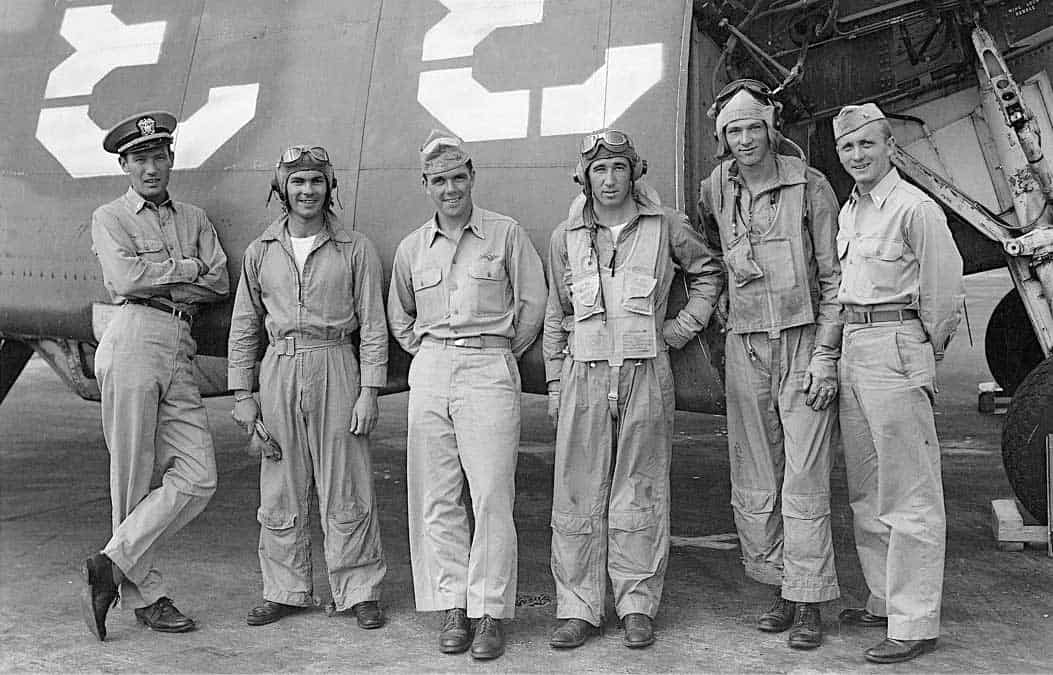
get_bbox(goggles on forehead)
[579,129,635,160]
[714,78,773,104]
[279,145,330,164]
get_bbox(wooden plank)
[991,499,1049,547]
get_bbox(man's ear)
[118,155,129,173]
[421,176,428,193]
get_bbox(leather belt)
[124,297,196,325]
[844,309,918,324]
[269,336,353,356]
[422,335,511,349]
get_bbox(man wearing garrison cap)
[697,81,843,650]
[387,130,546,660]
[831,103,964,664]
[81,111,229,640]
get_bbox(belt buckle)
[862,311,873,323]
[285,335,296,355]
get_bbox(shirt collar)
[123,186,174,213]
[259,213,352,244]
[849,167,900,208]
[567,187,663,231]
[728,154,806,191]
[426,205,484,246]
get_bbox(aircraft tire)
[985,288,1044,396]
[1001,355,1053,524]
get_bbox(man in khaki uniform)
[229,145,388,630]
[832,103,964,664]
[387,131,546,660]
[82,111,229,640]
[544,130,722,650]
[697,81,842,649]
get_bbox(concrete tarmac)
[1,269,1051,673]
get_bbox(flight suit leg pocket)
[257,508,304,572]
[551,512,596,590]
[608,507,658,575]
[326,499,382,568]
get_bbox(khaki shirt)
[544,188,723,382]
[387,205,546,358]
[837,168,965,357]
[227,214,388,390]
[91,187,229,306]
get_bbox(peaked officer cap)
[420,129,470,175]
[103,110,177,155]
[832,103,886,142]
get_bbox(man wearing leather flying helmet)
[697,79,842,649]
[82,110,229,640]
[543,129,721,650]
[228,144,389,631]
[387,130,546,661]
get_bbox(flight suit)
[387,206,546,619]
[228,215,388,611]
[837,168,964,639]
[544,188,721,624]
[698,154,842,602]
[91,187,229,608]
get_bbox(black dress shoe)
[622,613,654,648]
[134,597,196,633]
[246,600,306,626]
[864,637,937,663]
[351,601,384,629]
[550,618,595,649]
[839,607,888,627]
[439,608,471,654]
[80,553,119,641]
[758,595,795,633]
[470,615,504,660]
[788,603,822,650]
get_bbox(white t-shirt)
[289,235,316,275]
[605,221,629,242]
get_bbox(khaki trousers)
[724,325,840,602]
[840,320,944,640]
[256,344,386,610]
[406,343,520,619]
[94,304,217,608]
[550,352,674,625]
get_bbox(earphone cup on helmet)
[573,160,586,186]
[634,159,647,181]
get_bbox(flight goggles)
[279,145,330,164]
[579,130,635,160]
[713,78,774,108]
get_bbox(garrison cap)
[103,110,177,155]
[420,129,470,175]
[832,102,886,142]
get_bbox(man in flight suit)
[832,103,964,664]
[544,129,722,650]
[82,110,229,640]
[697,81,842,649]
[388,130,546,660]
[229,145,388,630]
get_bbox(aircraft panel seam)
[351,1,386,232]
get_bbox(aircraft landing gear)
[985,288,1046,396]
[1002,356,1053,524]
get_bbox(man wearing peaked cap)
[697,81,843,650]
[831,101,964,664]
[387,129,546,660]
[81,110,229,640]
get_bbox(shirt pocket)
[467,261,508,316]
[412,266,444,324]
[133,237,169,263]
[856,237,904,298]
[751,238,796,292]
[622,269,658,316]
